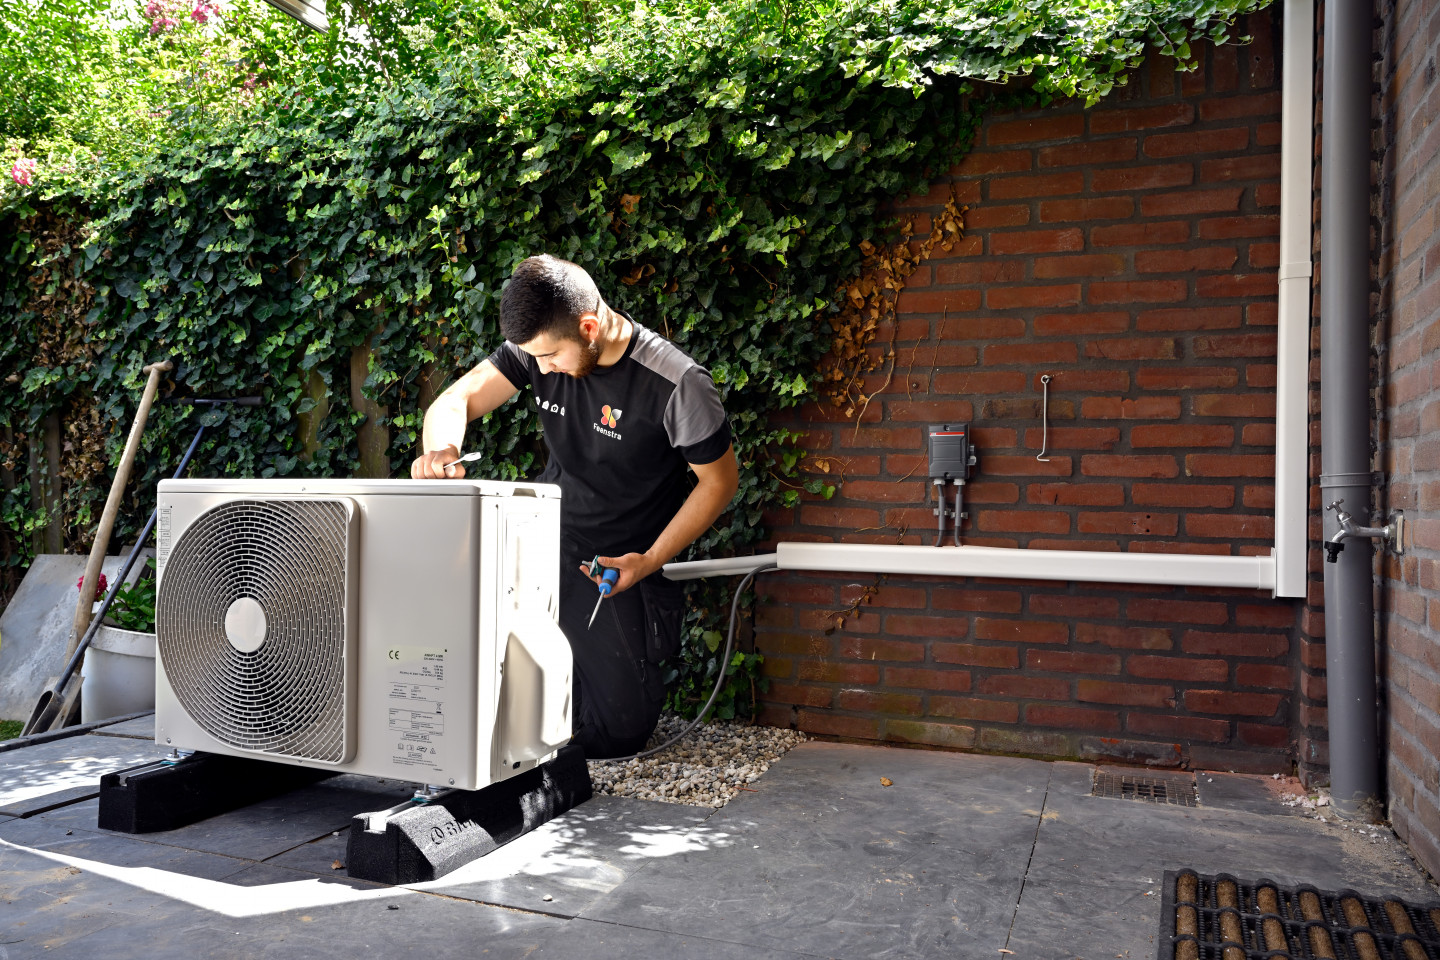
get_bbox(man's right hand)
[411,445,465,479]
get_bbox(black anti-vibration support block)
[346,745,593,885]
[97,752,337,833]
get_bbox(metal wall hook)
[1036,374,1052,462]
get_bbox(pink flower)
[10,158,36,186]
[77,572,109,600]
[150,14,178,33]
[144,0,164,15]
[191,0,220,22]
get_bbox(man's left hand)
[580,552,656,597]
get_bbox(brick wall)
[753,10,1307,773]
[1376,0,1440,878]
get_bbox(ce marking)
[387,649,402,660]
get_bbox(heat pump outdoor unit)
[152,478,572,792]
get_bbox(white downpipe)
[1272,0,1315,598]
[668,3,1311,595]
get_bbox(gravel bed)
[587,714,808,808]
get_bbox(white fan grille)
[157,498,353,763]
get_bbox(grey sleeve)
[663,366,732,464]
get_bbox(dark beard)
[569,337,601,378]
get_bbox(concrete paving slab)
[0,816,254,881]
[528,916,829,959]
[0,553,147,721]
[1004,874,1162,960]
[90,714,156,740]
[0,732,172,813]
[1195,768,1301,816]
[581,743,1047,960]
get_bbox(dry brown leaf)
[619,193,641,213]
[880,777,893,787]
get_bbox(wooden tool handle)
[66,360,173,659]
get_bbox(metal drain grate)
[1092,771,1197,807]
[1159,869,1440,959]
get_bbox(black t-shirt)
[487,320,732,556]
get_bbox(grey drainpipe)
[1320,0,1381,821]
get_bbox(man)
[412,254,739,758]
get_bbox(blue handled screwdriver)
[586,556,620,629]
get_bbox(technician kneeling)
[412,254,739,759]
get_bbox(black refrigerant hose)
[596,561,779,764]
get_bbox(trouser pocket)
[638,575,685,667]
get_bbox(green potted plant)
[83,559,158,723]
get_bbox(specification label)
[386,647,448,771]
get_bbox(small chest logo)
[600,404,622,428]
[539,399,565,416]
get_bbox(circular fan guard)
[157,498,353,763]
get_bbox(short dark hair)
[499,254,603,345]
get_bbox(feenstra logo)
[600,404,622,428]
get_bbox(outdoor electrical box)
[927,424,973,481]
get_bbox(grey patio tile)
[529,916,830,959]
[90,714,157,740]
[0,733,172,812]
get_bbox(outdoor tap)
[1324,500,1406,563]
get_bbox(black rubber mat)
[1160,869,1440,959]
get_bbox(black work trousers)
[557,536,684,759]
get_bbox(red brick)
[1185,513,1274,539]
[1027,482,1126,506]
[1131,424,1234,447]
[836,636,927,662]
[978,675,1071,699]
[1196,274,1278,299]
[951,151,1034,176]
[1090,103,1195,133]
[990,228,1085,255]
[977,510,1072,534]
[933,642,1020,668]
[932,371,1029,393]
[1092,164,1194,192]
[1088,280,1188,304]
[760,655,794,678]
[1029,594,1121,618]
[1076,623,1173,650]
[1129,598,1229,625]
[1136,367,1240,389]
[1044,370,1131,391]
[1212,44,1239,92]
[1255,122,1281,147]
[1128,655,1230,682]
[795,711,882,740]
[989,172,1085,199]
[1185,454,1275,477]
[1028,650,1122,674]
[1143,127,1251,158]
[1135,248,1239,273]
[841,426,923,449]
[1248,243,1280,269]
[867,586,929,609]
[1080,455,1179,478]
[1181,630,1289,657]
[935,260,1024,285]
[1185,690,1284,717]
[1141,188,1244,216]
[1238,722,1290,748]
[987,285,1083,310]
[884,614,967,638]
[797,661,881,684]
[1137,305,1243,330]
[1038,138,1138,166]
[943,317,1029,340]
[1034,311,1131,336]
[1235,604,1297,629]
[837,479,925,503]
[1201,155,1282,182]
[930,697,1020,723]
[1191,394,1276,417]
[1236,663,1292,689]
[975,618,1069,644]
[1198,92,1283,121]
[1038,197,1135,222]
[1078,679,1176,707]
[1026,704,1120,730]
[884,667,973,692]
[895,288,982,313]
[1084,337,1178,360]
[837,689,924,715]
[1093,221,1191,246]
[1132,483,1235,508]
[933,588,1024,614]
[1034,254,1127,279]
[987,114,1085,145]
[1198,215,1280,239]
[985,341,1080,365]
[801,504,881,528]
[1077,511,1180,536]
[885,399,978,421]
[1127,713,1230,742]
[964,204,1031,229]
[767,683,835,708]
[763,582,838,605]
[1080,397,1182,419]
[979,454,1074,477]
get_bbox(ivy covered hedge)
[0,0,1271,717]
